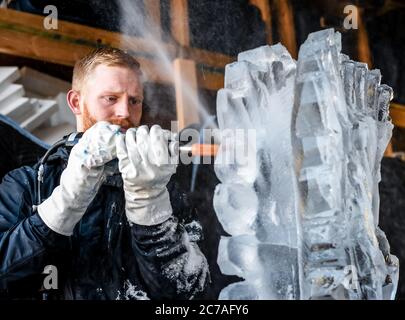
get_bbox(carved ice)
[214,29,399,300]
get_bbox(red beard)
[82,104,135,132]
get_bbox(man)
[0,47,209,300]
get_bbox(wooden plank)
[170,2,201,128]
[0,25,222,90]
[384,141,394,157]
[144,0,162,39]
[170,0,190,47]
[196,69,224,91]
[185,47,234,69]
[0,8,230,90]
[390,103,405,128]
[0,8,176,57]
[173,58,200,130]
[385,102,405,157]
[249,0,273,44]
[0,26,91,66]
[0,26,174,84]
[273,0,297,59]
[0,7,178,83]
[0,6,236,70]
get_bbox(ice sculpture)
[214,28,399,300]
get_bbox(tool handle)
[190,143,219,157]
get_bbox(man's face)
[77,65,143,132]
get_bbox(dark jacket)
[0,137,209,300]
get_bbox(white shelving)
[0,66,75,144]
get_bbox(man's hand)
[116,125,177,226]
[37,121,120,236]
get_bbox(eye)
[103,96,117,103]
[129,97,143,106]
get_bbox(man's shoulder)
[1,165,37,186]
[0,166,37,214]
[0,143,69,190]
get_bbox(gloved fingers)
[79,121,120,161]
[162,129,179,166]
[150,125,170,166]
[135,125,151,165]
[101,123,121,159]
[116,133,131,174]
[83,121,120,139]
[125,128,142,167]
[163,129,177,142]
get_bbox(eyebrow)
[100,91,143,99]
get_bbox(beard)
[82,103,136,132]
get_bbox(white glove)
[37,121,120,236]
[116,125,178,226]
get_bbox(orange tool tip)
[191,143,219,157]
[178,143,219,157]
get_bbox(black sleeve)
[130,216,210,300]
[0,167,69,291]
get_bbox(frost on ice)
[214,28,399,300]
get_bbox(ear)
[67,90,82,115]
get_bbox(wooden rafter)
[143,0,162,40]
[249,0,273,44]
[273,0,297,59]
[170,0,190,48]
[169,0,200,130]
[390,103,405,129]
[0,8,230,90]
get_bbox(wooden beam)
[249,0,273,44]
[185,47,234,70]
[390,103,405,128]
[0,8,175,57]
[384,102,405,157]
[170,2,201,128]
[384,142,394,157]
[273,0,297,59]
[170,0,190,47]
[173,58,200,130]
[143,0,162,40]
[0,27,174,84]
[196,69,224,92]
[0,8,229,90]
[0,22,224,90]
[0,7,235,70]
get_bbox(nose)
[115,99,130,118]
